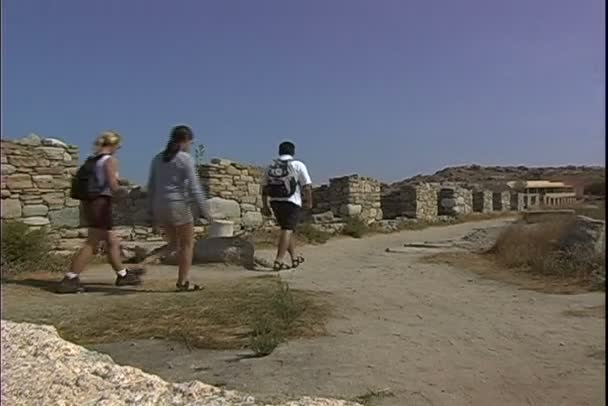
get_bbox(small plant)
[248,316,285,356]
[194,143,206,166]
[342,216,369,239]
[1,221,69,279]
[295,223,331,244]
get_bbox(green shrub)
[342,216,369,239]
[1,221,69,278]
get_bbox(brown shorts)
[82,196,113,230]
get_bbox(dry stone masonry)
[199,158,265,230]
[437,185,473,216]
[1,134,80,228]
[492,191,511,212]
[473,190,494,213]
[381,183,438,220]
[312,175,382,223]
[2,135,558,256]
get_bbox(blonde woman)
[57,131,144,293]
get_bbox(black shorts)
[270,201,300,231]
[82,196,113,230]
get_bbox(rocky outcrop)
[1,320,361,406]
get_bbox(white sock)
[116,269,127,277]
[65,272,79,280]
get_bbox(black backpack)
[266,159,298,198]
[70,154,109,201]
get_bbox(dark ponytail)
[163,125,194,162]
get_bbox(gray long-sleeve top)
[146,151,211,219]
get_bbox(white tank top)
[95,155,115,196]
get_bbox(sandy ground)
[5,218,607,405]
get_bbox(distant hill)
[388,165,605,196]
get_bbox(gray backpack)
[266,159,298,198]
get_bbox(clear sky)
[3,0,605,185]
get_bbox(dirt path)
[4,218,606,405]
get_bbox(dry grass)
[421,216,605,293]
[573,200,605,220]
[2,276,330,354]
[420,252,598,294]
[488,219,604,284]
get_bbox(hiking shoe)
[56,276,85,294]
[115,269,144,287]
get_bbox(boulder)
[559,216,606,255]
[18,133,42,146]
[1,320,362,405]
[207,197,241,220]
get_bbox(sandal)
[291,255,305,269]
[273,261,291,271]
[176,281,202,292]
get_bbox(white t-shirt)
[263,155,312,207]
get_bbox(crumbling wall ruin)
[473,190,494,213]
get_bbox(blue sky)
[3,0,605,184]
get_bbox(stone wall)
[198,158,265,230]
[437,185,473,216]
[473,190,494,213]
[312,175,382,223]
[492,191,511,211]
[1,134,80,228]
[381,183,438,221]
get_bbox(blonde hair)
[94,131,122,153]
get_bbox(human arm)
[182,153,212,220]
[260,170,272,216]
[298,163,313,209]
[146,157,156,222]
[104,157,126,198]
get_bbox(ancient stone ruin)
[1,134,580,256]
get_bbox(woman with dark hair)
[147,125,212,291]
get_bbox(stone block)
[36,147,66,160]
[6,174,32,190]
[247,183,260,195]
[207,197,241,220]
[1,164,16,175]
[7,157,36,167]
[19,133,42,146]
[242,211,263,228]
[22,217,50,226]
[240,203,257,212]
[49,207,80,228]
[41,138,68,148]
[32,175,54,189]
[22,205,49,217]
[42,193,65,208]
[1,199,22,219]
[340,204,362,217]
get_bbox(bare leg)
[70,228,101,274]
[275,230,292,263]
[287,235,297,261]
[176,223,194,285]
[105,230,124,272]
[163,224,179,258]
